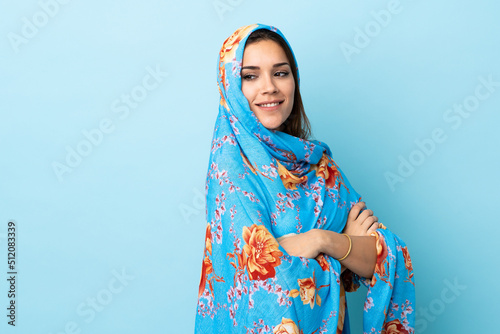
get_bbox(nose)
[261,74,278,94]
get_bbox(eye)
[275,71,290,77]
[242,73,257,80]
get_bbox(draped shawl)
[195,23,415,334]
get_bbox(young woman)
[195,24,415,334]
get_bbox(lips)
[255,100,284,108]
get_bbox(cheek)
[285,79,295,102]
[241,82,253,104]
[285,82,295,110]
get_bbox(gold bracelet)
[337,233,352,261]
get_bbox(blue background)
[1,0,499,333]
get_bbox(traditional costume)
[195,24,415,334]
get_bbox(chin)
[262,123,283,131]
[259,118,285,131]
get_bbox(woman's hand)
[277,230,322,258]
[343,201,379,236]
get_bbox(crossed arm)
[278,202,379,279]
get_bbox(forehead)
[242,39,289,65]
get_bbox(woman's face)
[241,39,295,131]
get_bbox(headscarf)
[195,23,415,334]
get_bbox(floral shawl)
[194,23,415,334]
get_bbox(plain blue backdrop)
[1,1,499,333]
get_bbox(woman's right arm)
[278,201,380,279]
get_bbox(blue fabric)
[194,23,415,334]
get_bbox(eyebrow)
[241,62,290,70]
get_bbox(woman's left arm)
[319,232,376,279]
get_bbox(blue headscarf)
[195,23,415,334]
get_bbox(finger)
[361,215,378,227]
[356,209,373,223]
[359,216,376,229]
[348,201,366,221]
[367,222,379,235]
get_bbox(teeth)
[259,102,280,107]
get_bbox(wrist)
[337,234,352,261]
[308,229,326,254]
[317,230,348,259]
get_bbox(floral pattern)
[276,160,308,190]
[309,153,348,191]
[195,24,415,334]
[315,254,331,272]
[401,246,415,286]
[371,232,392,288]
[381,319,409,334]
[288,271,328,309]
[198,223,224,299]
[273,318,300,334]
[218,24,258,100]
[242,224,283,281]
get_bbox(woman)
[195,23,415,334]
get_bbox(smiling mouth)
[256,101,283,107]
